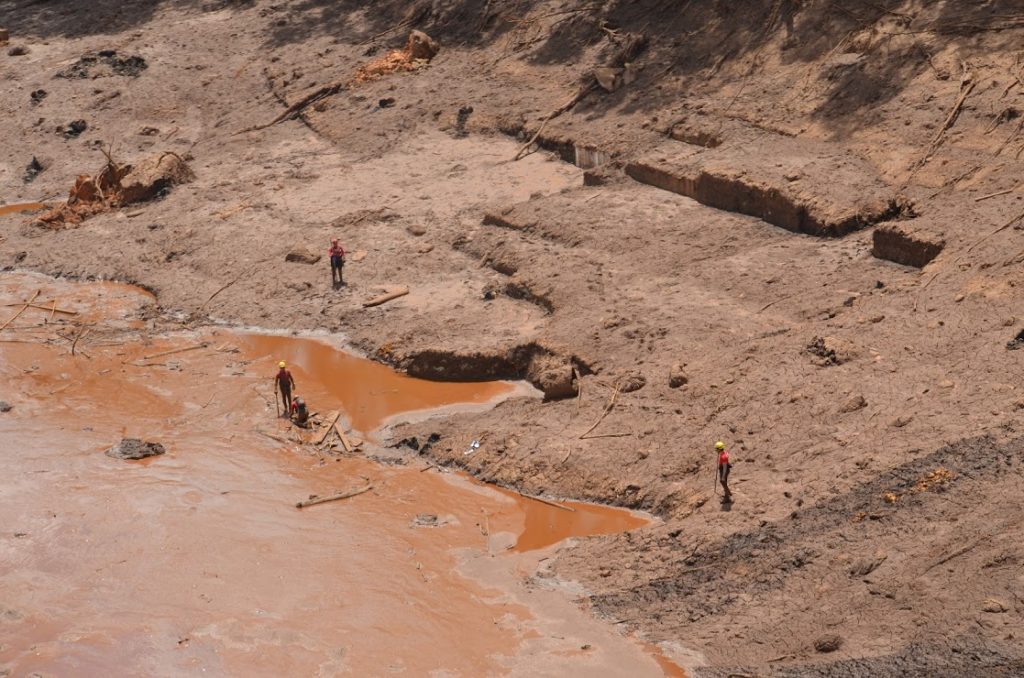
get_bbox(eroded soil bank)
[0,272,670,677]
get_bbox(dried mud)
[3,0,1024,674]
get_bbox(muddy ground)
[3,0,1024,674]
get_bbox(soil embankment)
[3,0,1024,674]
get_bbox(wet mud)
[0,202,46,218]
[0,272,679,676]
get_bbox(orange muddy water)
[0,202,46,217]
[0,272,686,676]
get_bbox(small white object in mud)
[464,439,480,456]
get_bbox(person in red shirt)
[716,441,733,503]
[274,361,296,417]
[328,238,346,287]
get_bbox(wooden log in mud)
[363,286,409,308]
[296,484,373,509]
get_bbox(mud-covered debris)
[406,224,426,236]
[0,401,12,413]
[139,126,160,136]
[56,50,148,79]
[814,634,843,653]
[454,105,473,137]
[982,598,1008,613]
[59,120,88,138]
[911,467,954,493]
[0,28,8,44]
[118,152,194,203]
[668,363,688,388]
[1006,328,1024,350]
[285,246,320,264]
[8,44,28,56]
[377,97,396,109]
[351,31,436,85]
[807,335,857,366]
[23,157,43,183]
[33,151,193,229]
[527,355,578,400]
[849,552,887,577]
[407,30,439,61]
[105,438,165,460]
[412,513,439,527]
[30,89,47,105]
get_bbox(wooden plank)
[314,410,341,445]
[334,421,354,453]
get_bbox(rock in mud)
[668,363,689,388]
[838,394,867,414]
[118,152,194,204]
[8,44,28,56]
[30,89,47,105]
[105,438,165,460]
[527,355,577,401]
[849,552,887,577]
[619,371,646,393]
[60,120,88,138]
[982,598,1008,613]
[814,634,844,653]
[285,246,321,264]
[0,401,12,413]
[807,335,857,366]
[406,30,439,61]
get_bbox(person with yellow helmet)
[274,361,296,418]
[716,441,733,503]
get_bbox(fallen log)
[363,286,409,308]
[296,484,373,509]
[256,429,292,445]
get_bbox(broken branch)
[0,290,41,332]
[139,343,209,361]
[520,492,576,512]
[296,484,373,509]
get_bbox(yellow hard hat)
[278,361,286,368]
[715,441,725,450]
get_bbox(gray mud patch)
[105,438,165,460]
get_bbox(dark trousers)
[279,385,291,415]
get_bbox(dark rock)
[61,120,88,138]
[139,126,160,136]
[377,97,395,108]
[8,44,29,56]
[285,246,320,264]
[0,401,12,413]
[814,633,843,653]
[23,157,43,183]
[105,438,165,460]
[30,89,47,105]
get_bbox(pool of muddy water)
[0,272,684,676]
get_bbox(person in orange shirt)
[716,441,733,503]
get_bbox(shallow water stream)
[0,272,685,676]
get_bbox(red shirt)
[718,450,730,466]
[276,369,293,386]
[328,244,345,258]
